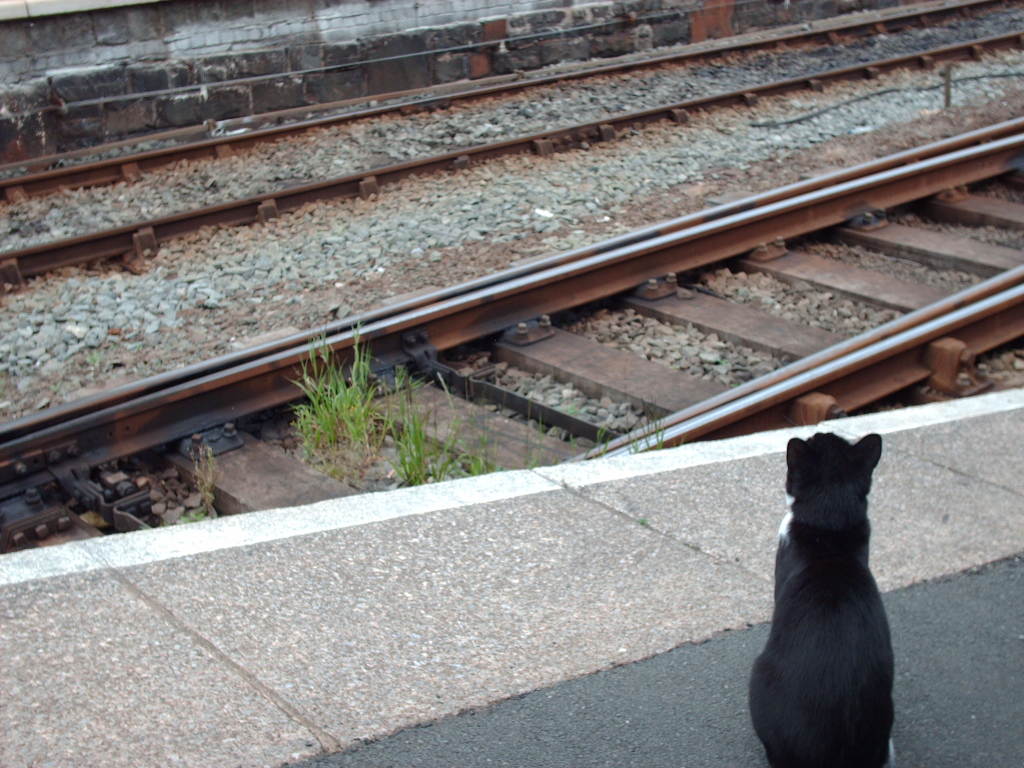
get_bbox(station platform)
[2,389,1023,768]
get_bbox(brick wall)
[1,0,899,162]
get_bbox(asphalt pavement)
[291,554,1024,768]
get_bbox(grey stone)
[494,43,542,73]
[51,66,128,103]
[56,104,105,145]
[433,53,469,84]
[154,92,205,126]
[204,85,251,120]
[287,43,325,73]
[251,77,307,112]
[323,41,361,68]
[27,14,94,58]
[103,99,157,137]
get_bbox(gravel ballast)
[567,307,784,387]
[896,211,1024,251]
[805,240,982,292]
[699,268,902,336]
[3,9,1024,252]
[1,51,1023,420]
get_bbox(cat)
[749,432,894,768]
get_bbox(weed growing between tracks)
[181,443,218,523]
[292,338,496,487]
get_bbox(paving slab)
[120,490,769,751]
[861,407,1024,496]
[0,568,321,768]
[571,429,1024,592]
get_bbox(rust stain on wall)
[690,0,735,43]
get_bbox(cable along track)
[0,0,1009,194]
[2,125,1024,551]
[3,28,1024,287]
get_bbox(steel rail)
[0,0,1007,194]
[2,129,1022,493]
[3,29,1023,286]
[593,268,1024,458]
[4,117,1020,449]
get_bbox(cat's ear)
[786,437,809,468]
[854,433,882,471]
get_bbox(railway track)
[0,0,1009,192]
[2,125,1023,553]
[3,25,1024,288]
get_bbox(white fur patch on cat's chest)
[778,494,795,543]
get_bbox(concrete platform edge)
[3,388,1022,587]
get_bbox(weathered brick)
[589,29,636,58]
[50,66,128,104]
[198,50,287,83]
[304,69,364,104]
[103,99,157,137]
[361,31,427,61]
[0,21,31,61]
[469,52,491,79]
[365,58,432,94]
[732,0,781,29]
[28,14,94,57]
[424,22,482,50]
[91,5,162,46]
[126,62,194,95]
[651,16,689,48]
[154,92,205,126]
[287,43,324,72]
[251,77,306,112]
[323,41,361,68]
[613,0,660,14]
[539,36,588,66]
[1,82,50,114]
[433,52,469,84]
[362,33,431,94]
[56,103,104,146]
[0,113,50,164]
[160,0,246,30]
[204,85,251,120]
[494,42,541,73]
[480,18,507,42]
[523,10,567,27]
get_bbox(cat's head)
[785,432,882,530]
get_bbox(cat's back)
[752,553,894,768]
[768,550,892,687]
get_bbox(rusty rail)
[589,264,1024,458]
[2,128,1023,501]
[5,117,1024,445]
[3,29,1023,287]
[0,0,1009,193]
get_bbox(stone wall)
[0,0,900,163]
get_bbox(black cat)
[749,432,894,768]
